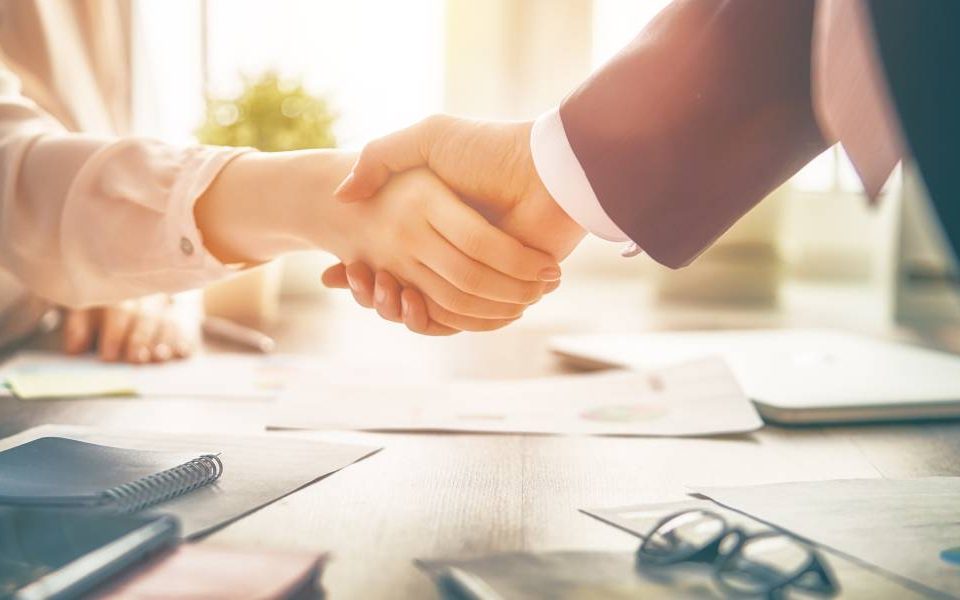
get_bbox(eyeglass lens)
[716,532,815,595]
[640,510,838,597]
[641,510,726,563]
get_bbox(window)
[133,0,445,147]
[205,0,445,147]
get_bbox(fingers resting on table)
[62,295,198,363]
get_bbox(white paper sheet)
[0,425,380,538]
[270,358,763,437]
[696,478,960,598]
[0,352,319,399]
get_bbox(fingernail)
[333,172,355,197]
[154,344,172,361]
[345,271,358,292]
[401,296,410,320]
[374,283,386,305]
[537,267,561,282]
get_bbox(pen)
[201,316,276,354]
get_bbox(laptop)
[550,328,960,424]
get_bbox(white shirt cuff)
[529,107,631,244]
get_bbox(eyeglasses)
[636,509,839,598]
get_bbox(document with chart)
[270,358,762,437]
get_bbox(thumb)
[333,117,443,202]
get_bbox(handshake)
[320,116,587,336]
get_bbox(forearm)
[195,149,358,265]
[0,124,242,306]
[0,79,362,306]
[559,0,827,267]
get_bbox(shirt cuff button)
[180,237,195,256]
[621,242,642,258]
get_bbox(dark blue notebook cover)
[0,437,216,509]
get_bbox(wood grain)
[2,280,958,598]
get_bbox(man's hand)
[324,116,585,334]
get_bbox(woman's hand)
[320,168,561,333]
[62,294,197,363]
[322,261,561,335]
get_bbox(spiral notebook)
[0,437,223,514]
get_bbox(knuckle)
[425,301,459,329]
[510,251,539,280]
[518,282,543,304]
[457,264,486,294]
[444,290,474,315]
[391,226,412,249]
[352,290,373,309]
[420,114,455,151]
[360,139,384,160]
[410,189,429,212]
[405,320,427,334]
[433,294,474,324]
[459,230,485,258]
[503,303,525,319]
[421,114,448,132]
[424,299,444,321]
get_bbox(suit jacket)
[559,0,959,267]
[870,1,960,262]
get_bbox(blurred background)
[129,0,958,333]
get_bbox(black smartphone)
[0,506,179,600]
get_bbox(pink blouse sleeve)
[0,69,249,307]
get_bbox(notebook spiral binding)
[101,454,223,513]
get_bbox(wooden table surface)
[3,278,960,598]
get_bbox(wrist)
[516,120,587,258]
[196,150,356,264]
[271,150,358,253]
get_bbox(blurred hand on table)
[62,294,198,363]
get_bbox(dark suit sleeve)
[868,0,960,262]
[560,0,828,268]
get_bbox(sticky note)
[6,372,137,399]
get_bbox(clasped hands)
[322,116,586,335]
